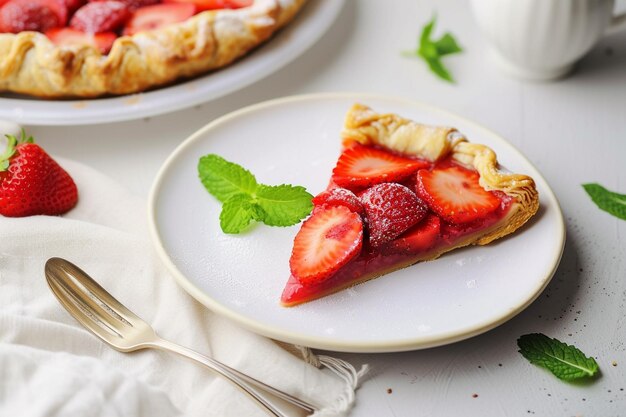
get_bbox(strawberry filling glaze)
[282,147,514,307]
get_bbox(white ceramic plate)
[0,0,343,126]
[149,93,565,353]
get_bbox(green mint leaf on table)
[405,15,462,82]
[433,33,463,56]
[198,154,314,234]
[518,333,599,381]
[423,58,455,84]
[582,183,626,221]
[198,154,258,203]
[255,184,314,227]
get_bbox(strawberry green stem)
[0,129,34,172]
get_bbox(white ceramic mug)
[470,0,626,80]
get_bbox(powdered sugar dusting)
[359,183,427,247]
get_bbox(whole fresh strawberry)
[0,131,78,217]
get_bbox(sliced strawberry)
[163,0,251,11]
[383,215,441,255]
[123,3,196,36]
[312,187,365,217]
[359,183,428,248]
[0,0,66,33]
[332,144,430,191]
[289,205,363,286]
[416,165,501,224]
[70,1,130,33]
[46,28,117,53]
[227,0,252,6]
[60,0,87,14]
[89,0,160,11]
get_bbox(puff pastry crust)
[341,103,539,250]
[0,0,307,98]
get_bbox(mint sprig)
[518,333,600,381]
[404,15,462,82]
[582,183,626,221]
[198,154,313,234]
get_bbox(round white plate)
[149,93,565,353]
[0,0,344,126]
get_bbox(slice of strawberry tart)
[281,104,539,306]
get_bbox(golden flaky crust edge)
[341,103,539,248]
[0,0,307,98]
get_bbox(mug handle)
[606,11,626,35]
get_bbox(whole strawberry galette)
[282,104,539,306]
[0,0,306,97]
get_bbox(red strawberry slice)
[123,3,196,36]
[89,0,160,11]
[416,165,501,224]
[289,205,363,286]
[163,0,252,11]
[60,0,87,14]
[0,132,78,217]
[312,187,365,217]
[0,0,66,33]
[383,215,441,255]
[70,1,130,33]
[226,0,252,6]
[46,28,117,54]
[359,183,428,248]
[332,144,430,191]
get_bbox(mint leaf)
[418,41,437,60]
[433,33,462,56]
[198,154,258,203]
[518,333,599,380]
[408,15,462,83]
[423,57,454,82]
[198,154,314,233]
[582,183,626,221]
[419,16,435,47]
[219,194,258,234]
[255,184,314,227]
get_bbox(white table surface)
[27,0,626,415]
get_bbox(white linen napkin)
[0,158,367,417]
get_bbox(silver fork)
[44,257,317,417]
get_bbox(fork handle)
[149,338,316,416]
